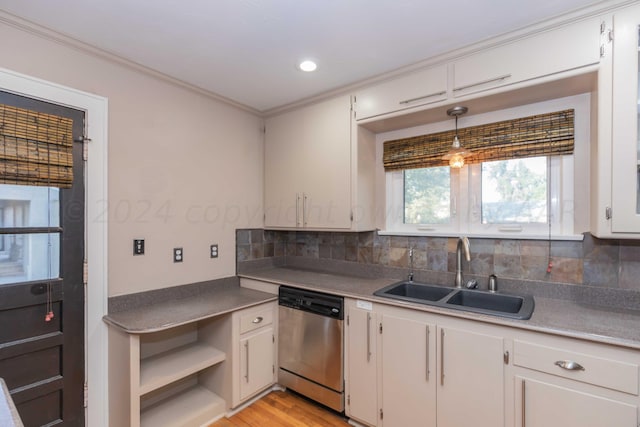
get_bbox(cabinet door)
[453,17,600,97]
[516,377,638,427]
[264,108,304,228]
[346,305,378,426]
[302,95,352,229]
[381,314,436,427]
[611,4,640,232]
[239,327,274,401]
[437,326,505,427]
[355,64,448,120]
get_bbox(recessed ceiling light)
[298,60,317,72]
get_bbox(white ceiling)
[0,0,609,113]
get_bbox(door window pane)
[404,167,451,224]
[481,157,547,224]
[0,185,60,228]
[0,233,60,285]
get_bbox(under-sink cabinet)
[345,299,506,427]
[107,301,277,427]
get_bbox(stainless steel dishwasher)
[278,286,344,412]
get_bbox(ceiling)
[0,0,609,113]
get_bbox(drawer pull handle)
[252,316,263,324]
[555,360,585,371]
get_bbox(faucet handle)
[465,279,478,289]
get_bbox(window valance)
[383,109,574,171]
[0,103,74,188]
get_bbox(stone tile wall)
[236,229,640,292]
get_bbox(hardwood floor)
[210,390,351,427]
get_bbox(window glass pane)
[0,185,60,228]
[0,233,60,285]
[481,157,547,224]
[404,167,450,224]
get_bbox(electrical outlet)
[210,244,218,258]
[173,247,183,263]
[133,239,145,255]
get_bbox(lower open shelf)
[140,385,225,427]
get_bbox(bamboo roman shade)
[0,103,74,188]
[383,109,574,171]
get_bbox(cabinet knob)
[252,316,263,324]
[554,360,585,371]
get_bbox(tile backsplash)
[236,229,640,294]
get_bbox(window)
[0,184,61,285]
[387,155,571,237]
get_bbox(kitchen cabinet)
[380,310,436,427]
[232,302,276,407]
[264,95,352,230]
[345,300,505,427]
[106,301,277,427]
[264,94,376,231]
[437,325,505,427]
[605,3,640,235]
[512,333,639,427]
[345,300,379,427]
[108,317,229,427]
[591,3,640,237]
[452,17,600,97]
[354,64,448,121]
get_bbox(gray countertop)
[103,281,277,334]
[0,379,23,427]
[240,266,640,350]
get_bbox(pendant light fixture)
[443,106,470,168]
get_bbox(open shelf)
[140,342,225,395]
[141,385,225,427]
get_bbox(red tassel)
[546,261,553,273]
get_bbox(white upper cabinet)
[354,64,448,121]
[610,3,640,233]
[453,17,601,97]
[264,94,376,231]
[592,3,640,237]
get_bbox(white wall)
[0,20,264,296]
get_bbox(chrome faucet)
[408,247,414,282]
[454,237,471,288]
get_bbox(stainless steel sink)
[374,281,535,320]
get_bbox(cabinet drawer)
[514,340,639,395]
[239,307,273,335]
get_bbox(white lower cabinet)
[345,300,505,427]
[232,302,276,407]
[380,311,436,427]
[107,301,277,427]
[345,298,640,427]
[516,377,637,427]
[345,302,379,427]
[512,334,639,427]
[437,325,505,427]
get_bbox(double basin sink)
[374,281,535,320]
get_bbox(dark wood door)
[0,91,85,426]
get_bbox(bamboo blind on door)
[383,109,574,171]
[0,103,74,188]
